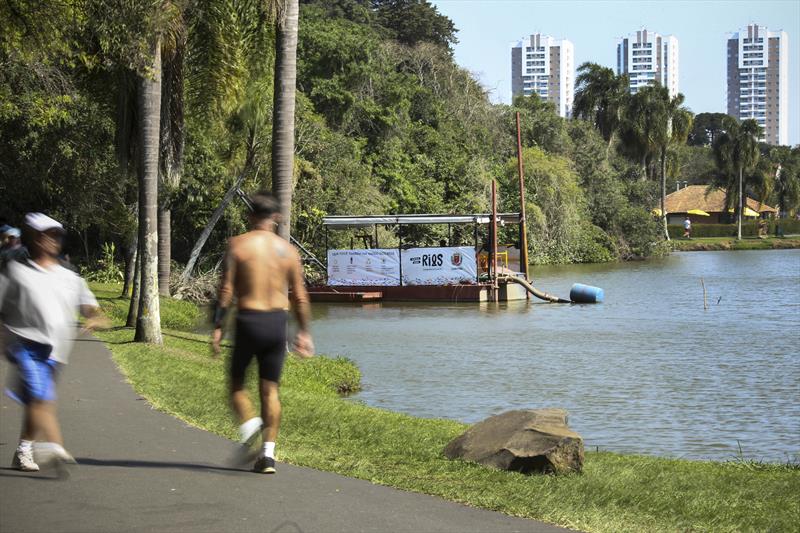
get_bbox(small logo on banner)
[451,252,462,267]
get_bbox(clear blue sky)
[431,0,800,145]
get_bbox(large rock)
[443,409,584,475]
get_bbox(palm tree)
[656,88,693,240]
[617,85,661,180]
[158,11,187,296]
[88,0,176,341]
[271,0,299,240]
[712,117,762,240]
[572,62,629,153]
[769,146,800,218]
[134,34,164,344]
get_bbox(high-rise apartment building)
[726,24,789,145]
[616,28,679,97]
[511,33,574,117]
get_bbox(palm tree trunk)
[121,232,138,297]
[661,149,669,241]
[179,167,250,283]
[271,0,299,240]
[126,250,141,327]
[158,207,171,295]
[737,165,743,241]
[641,155,647,181]
[134,36,163,344]
[157,39,185,297]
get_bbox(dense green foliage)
[688,112,729,147]
[93,283,800,533]
[2,0,798,271]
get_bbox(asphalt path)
[0,335,572,533]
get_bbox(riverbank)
[92,283,799,533]
[669,236,800,252]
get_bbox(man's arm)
[78,278,111,331]
[288,250,311,331]
[288,249,314,357]
[211,243,236,357]
[216,244,237,319]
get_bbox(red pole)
[491,179,499,302]
[516,112,529,282]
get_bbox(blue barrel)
[570,283,604,303]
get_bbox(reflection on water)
[309,250,800,462]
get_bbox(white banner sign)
[327,249,400,286]
[401,247,477,286]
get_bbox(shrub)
[82,242,124,283]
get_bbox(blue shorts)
[5,339,59,404]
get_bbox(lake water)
[308,249,800,462]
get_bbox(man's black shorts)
[231,310,288,383]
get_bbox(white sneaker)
[229,421,263,467]
[33,442,77,467]
[12,448,40,472]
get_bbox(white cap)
[25,212,65,233]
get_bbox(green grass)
[93,282,202,330]
[670,236,800,252]
[92,284,800,533]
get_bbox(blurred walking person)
[212,192,314,474]
[0,213,108,471]
[0,226,27,270]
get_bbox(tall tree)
[371,0,457,50]
[712,117,762,240]
[572,62,629,153]
[89,0,165,340]
[617,86,661,180]
[769,146,800,218]
[134,35,164,344]
[115,70,140,300]
[655,88,693,240]
[687,112,728,147]
[158,12,187,296]
[272,0,299,239]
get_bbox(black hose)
[499,275,571,303]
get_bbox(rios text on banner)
[327,249,400,286]
[401,247,477,285]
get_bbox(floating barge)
[310,211,531,303]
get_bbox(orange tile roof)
[663,185,777,214]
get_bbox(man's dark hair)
[249,192,279,218]
[20,224,36,250]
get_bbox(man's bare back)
[217,230,310,315]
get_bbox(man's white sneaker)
[12,449,40,472]
[33,442,77,467]
[230,418,263,466]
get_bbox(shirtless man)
[212,192,313,474]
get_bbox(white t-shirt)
[0,260,98,363]
[684,219,691,229]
